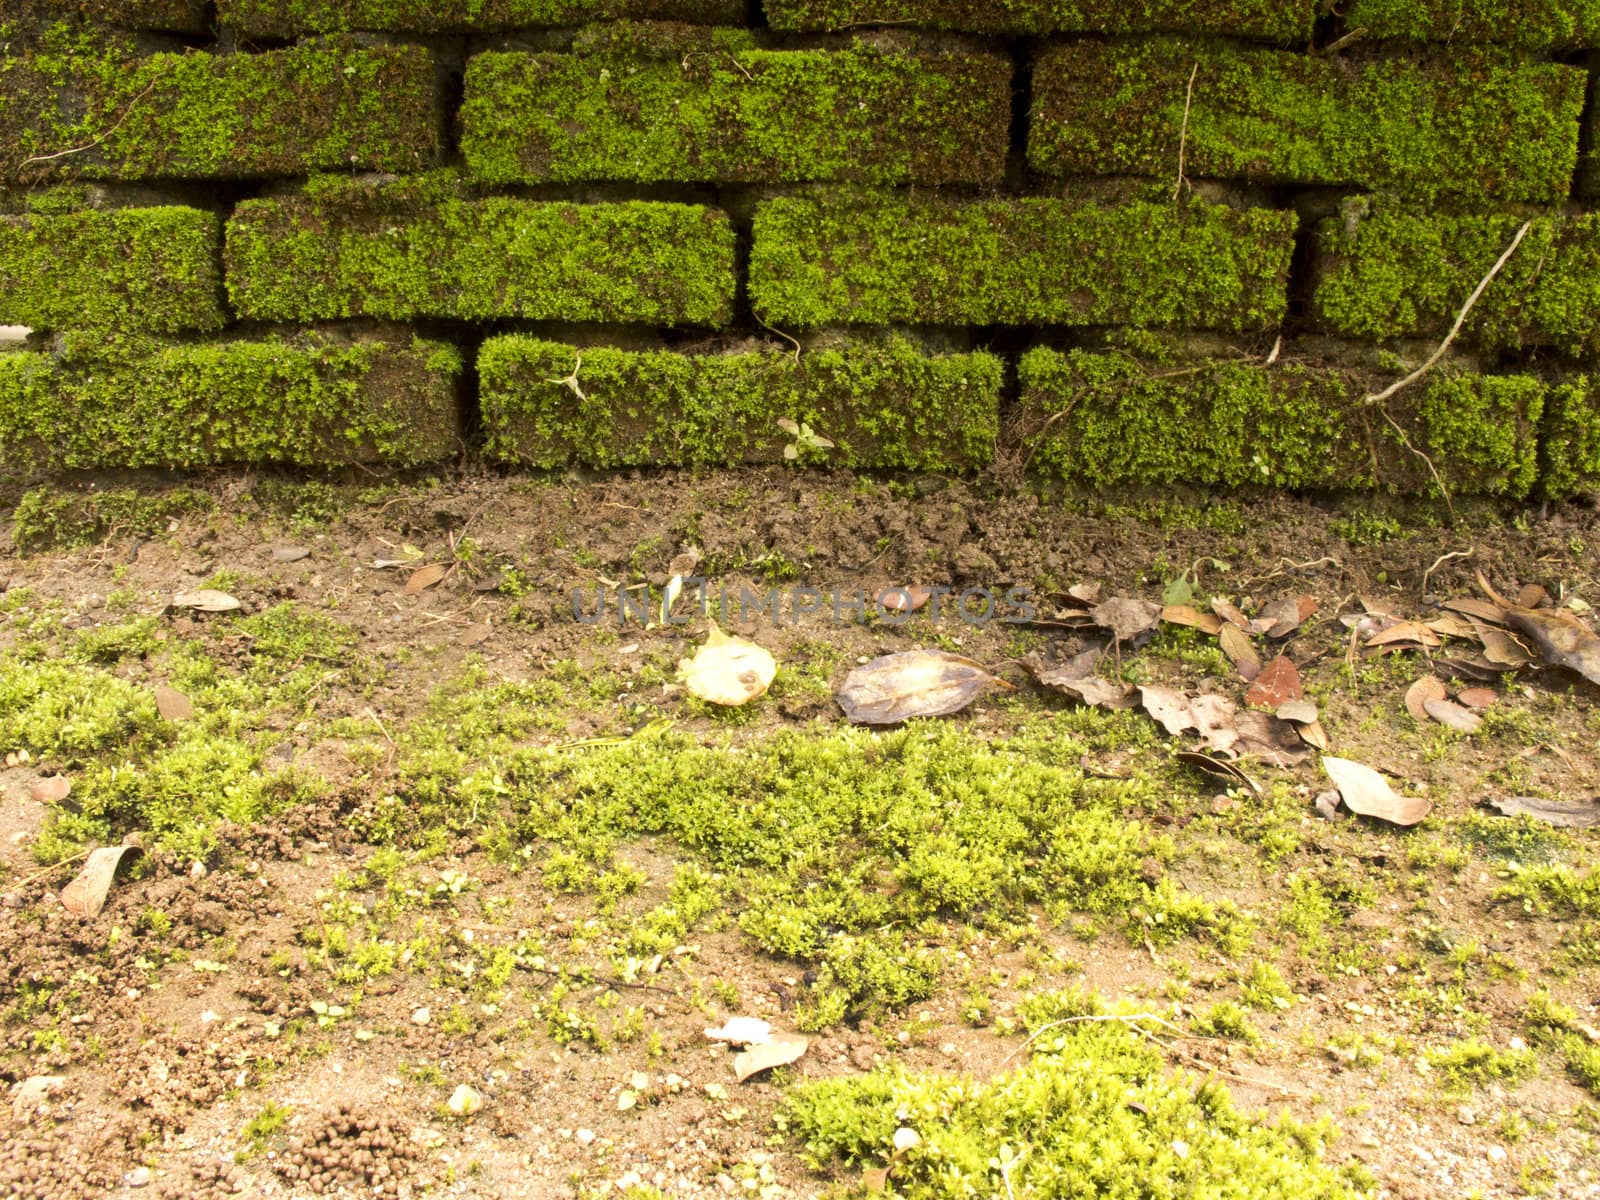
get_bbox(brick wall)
[3,1,1599,497]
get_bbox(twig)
[0,850,92,898]
[20,79,160,166]
[1173,63,1199,201]
[362,708,396,748]
[1318,26,1368,54]
[1264,334,1281,365]
[1421,548,1474,597]
[1379,406,1457,521]
[753,312,802,365]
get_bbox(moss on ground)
[0,201,226,334]
[0,331,460,474]
[477,335,1000,470]
[0,37,438,181]
[225,173,735,326]
[1018,346,1544,497]
[1029,39,1585,202]
[1345,0,1600,47]
[215,0,741,35]
[764,0,1318,39]
[10,485,214,554]
[748,191,1294,330]
[460,30,1010,186]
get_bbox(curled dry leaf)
[403,563,448,595]
[1160,605,1224,635]
[1295,719,1330,751]
[680,624,777,707]
[1259,594,1317,639]
[1174,750,1262,799]
[1321,756,1431,827]
[153,683,194,722]
[1025,651,1137,710]
[1244,656,1301,708]
[30,775,71,804]
[1483,795,1600,828]
[1218,623,1261,681]
[172,589,240,613]
[1423,697,1483,734]
[1090,596,1162,644]
[60,844,144,918]
[1472,623,1535,669]
[1366,620,1442,650]
[1404,676,1448,724]
[837,650,999,724]
[1498,605,1600,686]
[733,1032,808,1083]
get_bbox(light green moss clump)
[765,0,1317,39]
[215,0,741,36]
[0,332,460,475]
[1019,346,1543,497]
[225,173,735,326]
[1541,375,1600,497]
[1345,0,1600,47]
[1029,39,1584,202]
[460,31,1010,185]
[0,38,439,181]
[1312,199,1600,356]
[0,202,225,333]
[477,335,1000,470]
[748,192,1295,330]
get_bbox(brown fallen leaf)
[1211,597,1251,630]
[1091,596,1162,644]
[836,650,1000,724]
[172,589,240,613]
[404,563,449,595]
[1321,756,1431,826]
[1295,719,1331,751]
[1404,676,1448,724]
[1218,623,1261,681]
[1436,654,1510,681]
[681,624,777,707]
[1456,687,1497,710]
[30,775,71,804]
[1066,582,1102,605]
[878,586,932,615]
[1497,606,1600,686]
[1258,594,1317,639]
[1175,750,1262,799]
[1234,712,1314,767]
[153,684,194,722]
[1275,700,1318,725]
[1025,651,1137,710]
[1483,795,1600,828]
[1366,620,1442,650]
[1138,685,1196,738]
[733,1032,808,1083]
[1516,583,1550,609]
[1425,614,1482,641]
[1361,594,1401,617]
[1161,604,1224,635]
[1442,597,1507,624]
[1190,693,1239,756]
[1244,655,1301,708]
[862,1168,890,1194]
[60,844,144,918]
[1472,623,1535,669]
[1423,696,1482,734]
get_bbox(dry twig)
[1173,63,1200,201]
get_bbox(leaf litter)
[837,650,1005,724]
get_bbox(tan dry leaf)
[837,650,998,724]
[1025,651,1137,710]
[153,684,194,722]
[60,844,144,918]
[1426,614,1482,641]
[1498,606,1600,686]
[172,589,240,612]
[1442,597,1508,624]
[1404,676,1448,724]
[1091,596,1162,643]
[733,1032,808,1083]
[1456,687,1497,710]
[1296,719,1331,751]
[1219,623,1261,681]
[1234,711,1314,768]
[1423,697,1483,734]
[680,624,777,707]
[1472,623,1536,668]
[1275,700,1318,725]
[1259,594,1317,639]
[1484,795,1600,828]
[1211,597,1251,630]
[1366,620,1442,649]
[1190,693,1239,756]
[1138,685,1196,738]
[1161,605,1224,635]
[1321,756,1431,826]
[404,563,449,595]
[862,1167,890,1194]
[1517,583,1550,609]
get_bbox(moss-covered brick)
[1345,0,1600,48]
[0,38,439,182]
[0,204,226,334]
[1310,199,1600,357]
[19,1,206,32]
[460,33,1010,186]
[0,332,460,475]
[764,0,1316,40]
[215,0,741,36]
[1018,347,1544,497]
[478,335,1000,470]
[747,192,1295,331]
[1541,376,1600,496]
[1029,39,1584,203]
[224,174,736,327]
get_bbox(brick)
[1310,198,1600,357]
[216,0,742,36]
[224,173,736,327]
[1029,39,1584,203]
[9,1,206,35]
[748,192,1295,331]
[1344,0,1600,48]
[1542,377,1600,496]
[0,39,439,182]
[460,30,1010,186]
[0,196,226,334]
[764,0,1316,40]
[0,331,461,473]
[1019,345,1544,497]
[478,335,1000,469]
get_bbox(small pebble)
[124,1166,152,1188]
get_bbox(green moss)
[0,38,438,181]
[748,192,1295,330]
[1312,199,1600,355]
[1423,1037,1538,1088]
[0,656,160,765]
[461,32,1009,186]
[0,332,460,474]
[1019,347,1543,496]
[10,485,214,554]
[1346,0,1600,47]
[225,174,735,327]
[1029,39,1585,203]
[0,202,225,333]
[18,1,204,31]
[477,335,1000,470]
[1541,375,1600,497]
[765,0,1317,39]
[215,0,741,36]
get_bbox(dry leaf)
[1219,623,1261,681]
[1436,654,1509,681]
[837,650,998,724]
[1259,595,1317,639]
[1190,693,1239,756]
[1025,650,1137,710]
[60,844,144,918]
[1296,719,1330,751]
[1498,606,1600,686]
[1456,687,1497,710]
[1244,656,1301,708]
[1275,700,1318,724]
[1161,605,1224,635]
[447,1085,484,1116]
[1066,582,1102,605]
[862,1167,890,1193]
[680,624,777,707]
[30,775,71,804]
[270,545,310,563]
[1233,712,1314,768]
[1442,597,1508,624]
[878,586,932,615]
[1483,795,1600,828]
[1473,623,1535,669]
[704,1017,772,1046]
[1175,750,1262,799]
[1321,756,1431,826]
[1426,614,1482,641]
[1517,583,1550,609]
[1404,676,1448,724]
[172,589,240,612]
[153,684,194,722]
[1211,598,1251,630]
[1138,685,1196,738]
[1366,620,1442,650]
[404,563,448,595]
[733,1032,808,1083]
[1423,697,1483,734]
[1091,596,1162,644]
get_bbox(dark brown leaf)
[1321,756,1431,826]
[1233,712,1314,767]
[1175,750,1262,799]
[837,651,1000,725]
[1483,795,1600,828]
[1423,697,1483,733]
[1404,676,1448,724]
[1219,623,1261,681]
[1244,656,1301,708]
[404,563,448,595]
[1259,594,1317,639]
[1498,605,1600,686]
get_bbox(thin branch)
[1173,63,1200,201]
[1421,548,1474,597]
[20,79,160,167]
[753,312,803,365]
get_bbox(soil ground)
[1,467,1598,1200]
